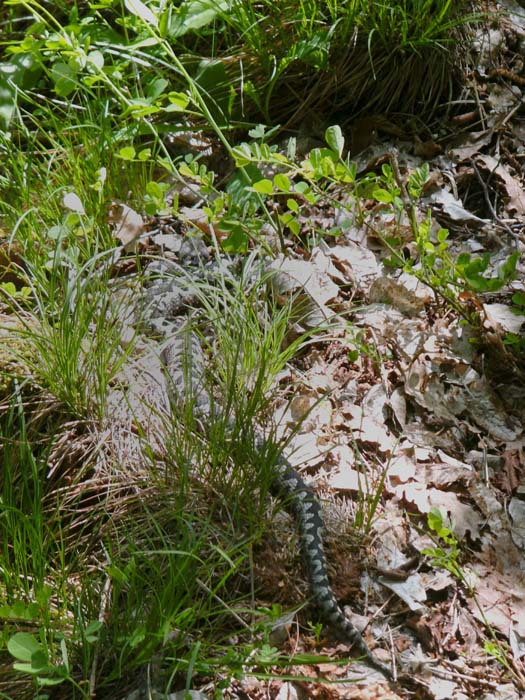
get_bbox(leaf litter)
[204,6,525,698]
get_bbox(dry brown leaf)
[109,202,145,252]
[394,482,482,540]
[386,454,417,484]
[327,242,381,290]
[369,277,427,316]
[413,136,442,159]
[379,573,427,612]
[429,188,488,226]
[465,566,525,638]
[509,498,525,550]
[449,129,493,161]
[404,339,521,441]
[424,460,474,489]
[268,253,340,328]
[483,303,525,335]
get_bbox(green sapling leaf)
[325,125,344,158]
[125,0,158,28]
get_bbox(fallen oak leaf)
[108,202,145,252]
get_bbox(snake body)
[270,455,391,679]
[142,249,391,680]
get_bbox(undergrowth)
[1,118,521,700]
[0,1,519,698]
[0,0,476,135]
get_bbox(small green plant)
[0,282,32,303]
[1,235,139,421]
[8,632,70,692]
[422,508,463,580]
[1,0,475,134]
[373,159,519,323]
[422,509,522,680]
[504,291,525,353]
[306,621,324,644]
[6,630,94,698]
[253,644,281,665]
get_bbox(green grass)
[0,252,330,697]
[0,276,312,698]
[0,0,475,140]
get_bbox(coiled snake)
[142,246,392,681]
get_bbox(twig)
[388,150,418,236]
[469,157,522,247]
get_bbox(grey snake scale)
[141,245,392,681]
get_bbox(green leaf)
[307,147,338,176]
[372,187,393,203]
[122,99,158,118]
[13,662,38,674]
[295,31,330,69]
[500,252,518,280]
[347,349,359,362]
[124,0,158,28]
[84,620,102,643]
[146,77,168,100]
[166,91,190,112]
[117,146,136,160]
[86,50,104,70]
[222,224,249,253]
[0,53,39,128]
[465,254,490,275]
[46,224,68,241]
[128,626,146,649]
[273,173,290,192]
[279,212,299,236]
[455,252,471,267]
[248,124,266,139]
[512,291,525,308]
[63,192,85,214]
[294,181,309,195]
[427,508,444,534]
[169,0,228,38]
[288,218,300,236]
[408,162,429,197]
[252,179,274,195]
[35,675,68,686]
[325,125,344,158]
[232,143,252,167]
[30,649,48,671]
[8,633,44,663]
[107,564,128,584]
[51,62,77,97]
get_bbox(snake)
[140,242,392,681]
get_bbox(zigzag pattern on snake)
[142,251,392,681]
[269,453,391,679]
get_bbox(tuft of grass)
[2,254,136,421]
